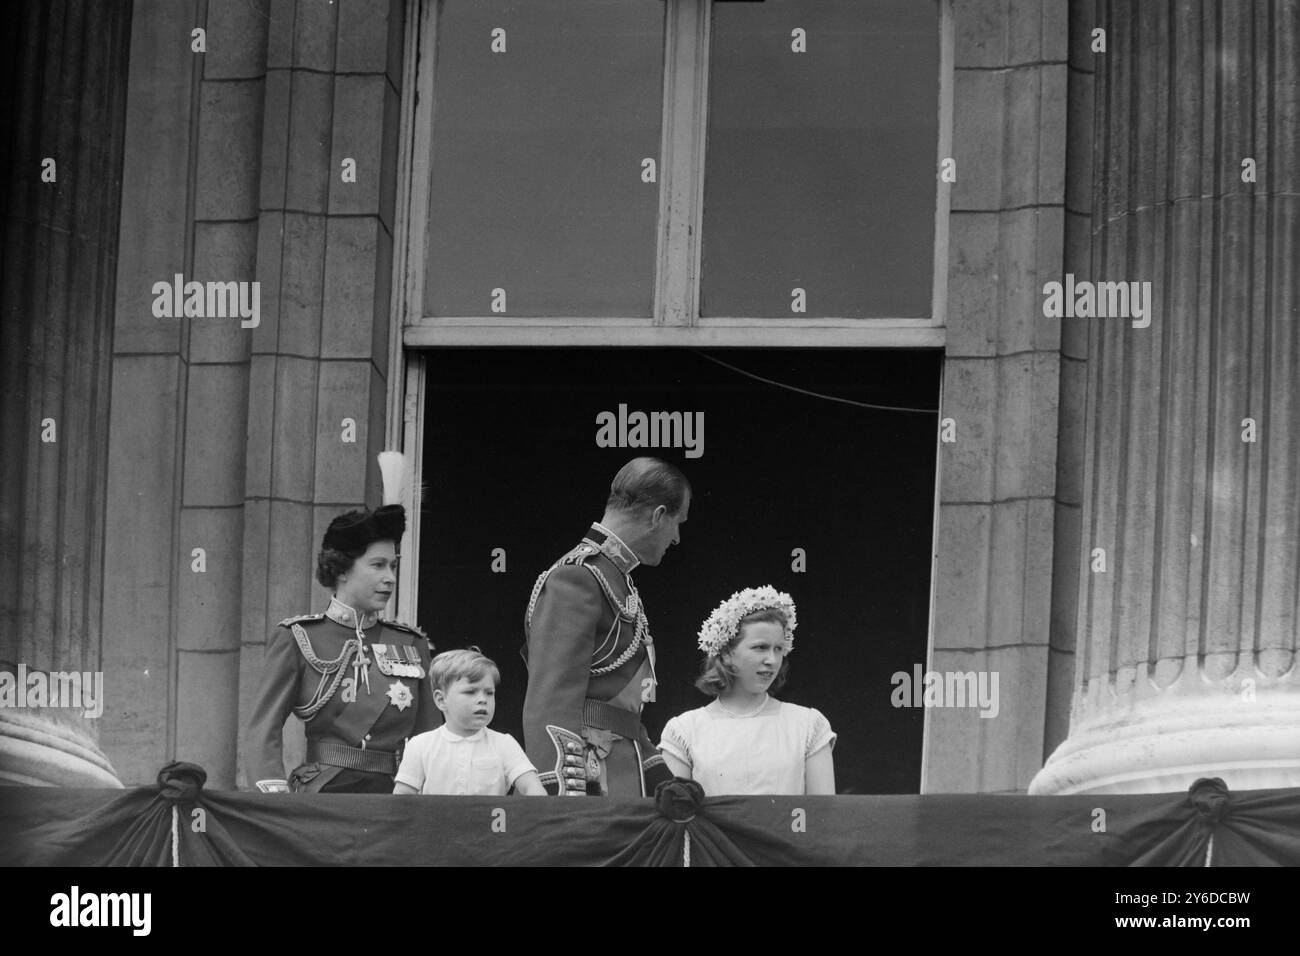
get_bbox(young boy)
[394,648,546,795]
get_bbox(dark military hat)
[322,504,406,553]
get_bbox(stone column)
[1040,0,1100,769]
[0,0,132,787]
[1032,0,1300,794]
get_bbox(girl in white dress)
[658,586,835,796]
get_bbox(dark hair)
[694,607,791,697]
[322,505,406,552]
[316,547,365,589]
[606,457,691,516]
[317,505,406,588]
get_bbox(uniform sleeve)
[657,716,692,770]
[496,732,537,788]
[805,707,836,758]
[522,564,601,783]
[242,625,301,791]
[394,732,430,792]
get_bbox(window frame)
[397,0,952,348]
[389,0,954,622]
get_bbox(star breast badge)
[386,681,413,711]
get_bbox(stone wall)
[924,0,1069,792]
[100,0,405,787]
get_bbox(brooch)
[386,682,413,711]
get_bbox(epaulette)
[383,620,429,641]
[557,543,599,566]
[278,612,325,628]
[526,545,599,631]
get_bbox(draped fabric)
[2,763,256,867]
[1,769,1296,866]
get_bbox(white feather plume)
[378,451,406,506]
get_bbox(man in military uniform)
[523,457,691,797]
[244,504,440,793]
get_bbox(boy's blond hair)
[429,647,500,693]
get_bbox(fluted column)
[1032,0,1299,794]
[0,0,132,787]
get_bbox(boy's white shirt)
[396,724,536,795]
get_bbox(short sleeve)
[657,716,692,769]
[805,708,836,758]
[495,732,537,787]
[395,732,431,791]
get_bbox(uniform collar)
[442,726,487,743]
[587,523,640,574]
[326,596,379,630]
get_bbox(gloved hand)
[562,739,589,795]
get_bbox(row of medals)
[369,643,425,679]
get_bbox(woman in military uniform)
[244,504,439,793]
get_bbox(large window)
[408,0,946,340]
[395,2,950,792]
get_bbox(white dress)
[658,698,836,796]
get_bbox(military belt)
[582,698,642,741]
[307,740,399,775]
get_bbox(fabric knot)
[1188,776,1230,824]
[655,777,705,823]
[157,761,207,803]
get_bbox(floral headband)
[697,586,797,657]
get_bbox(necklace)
[716,694,769,718]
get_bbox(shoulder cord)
[585,563,650,676]
[526,556,652,677]
[524,543,595,629]
[289,623,361,720]
[524,566,554,631]
[590,609,647,676]
[590,614,620,667]
[585,562,639,620]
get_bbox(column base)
[1030,682,1300,795]
[0,711,122,788]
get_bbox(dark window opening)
[418,347,940,794]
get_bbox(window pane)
[702,0,940,318]
[424,0,664,318]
